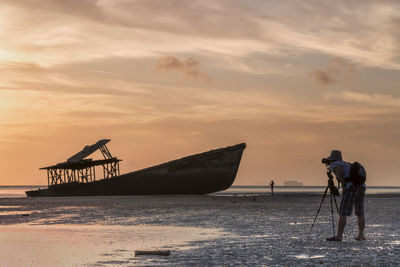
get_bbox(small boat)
[26,140,246,197]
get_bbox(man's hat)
[326,150,342,162]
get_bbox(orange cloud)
[323,90,400,107]
[156,56,212,82]
[311,58,356,85]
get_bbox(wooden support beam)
[99,145,112,159]
[44,157,121,186]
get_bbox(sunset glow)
[1,0,400,186]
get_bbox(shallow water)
[2,185,400,198]
[0,224,224,266]
[1,195,399,266]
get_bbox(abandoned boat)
[26,139,246,197]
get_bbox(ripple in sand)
[288,222,307,225]
[294,254,325,259]
[247,234,270,238]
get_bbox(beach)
[1,189,400,266]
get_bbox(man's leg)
[355,216,366,240]
[337,215,347,239]
[327,187,352,241]
[355,185,366,240]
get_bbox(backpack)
[349,162,366,185]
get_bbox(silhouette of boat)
[26,140,246,197]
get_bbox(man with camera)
[322,150,367,242]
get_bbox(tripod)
[307,171,340,239]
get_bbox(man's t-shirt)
[329,160,351,187]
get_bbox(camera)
[321,157,332,165]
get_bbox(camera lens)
[321,158,329,164]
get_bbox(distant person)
[323,150,367,242]
[269,180,275,195]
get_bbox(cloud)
[311,58,356,85]
[2,1,400,72]
[311,70,335,85]
[156,56,212,82]
[0,61,153,97]
[323,90,400,107]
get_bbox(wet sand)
[1,193,400,266]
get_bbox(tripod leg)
[307,186,329,239]
[330,193,335,236]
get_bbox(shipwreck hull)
[26,143,246,197]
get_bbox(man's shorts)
[339,185,366,216]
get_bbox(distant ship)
[283,181,304,186]
[26,140,246,197]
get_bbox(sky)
[1,0,400,186]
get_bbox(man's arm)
[331,166,346,185]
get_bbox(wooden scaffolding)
[40,139,122,186]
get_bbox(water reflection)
[0,224,225,267]
[0,210,34,216]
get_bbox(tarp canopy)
[67,139,110,163]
